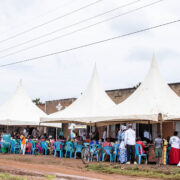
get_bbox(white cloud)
[0,0,179,105]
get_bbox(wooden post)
[158,113,163,138]
[56,128,57,141]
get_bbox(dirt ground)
[0,154,169,180]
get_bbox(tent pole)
[148,120,151,142]
[56,128,57,141]
[90,122,92,141]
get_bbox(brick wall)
[45,82,180,138]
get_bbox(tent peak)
[151,53,158,69]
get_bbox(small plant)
[45,174,56,180]
[0,173,27,180]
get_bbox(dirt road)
[0,155,159,180]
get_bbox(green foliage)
[87,164,180,180]
[44,174,56,180]
[0,173,27,180]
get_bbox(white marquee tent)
[41,65,115,124]
[0,80,61,128]
[90,56,180,125]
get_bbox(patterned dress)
[118,131,127,163]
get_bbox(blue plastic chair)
[135,144,147,164]
[90,144,100,161]
[10,140,20,154]
[113,144,118,162]
[2,134,11,153]
[102,146,113,162]
[54,141,64,158]
[83,142,89,147]
[65,141,73,158]
[41,141,49,155]
[30,141,39,155]
[74,143,83,159]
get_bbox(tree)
[32,98,42,105]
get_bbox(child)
[20,133,26,155]
[154,135,163,165]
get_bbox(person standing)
[20,133,26,155]
[32,128,37,138]
[124,124,136,164]
[154,135,163,165]
[103,128,107,142]
[118,125,127,164]
[169,131,180,165]
[70,130,76,141]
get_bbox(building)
[43,82,180,139]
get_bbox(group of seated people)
[0,127,179,166]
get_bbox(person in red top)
[136,137,145,154]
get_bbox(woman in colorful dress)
[118,125,127,164]
[169,131,180,165]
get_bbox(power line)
[0,0,165,59]
[0,0,142,54]
[0,19,179,68]
[0,0,75,35]
[0,0,103,44]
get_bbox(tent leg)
[90,122,92,141]
[56,128,57,141]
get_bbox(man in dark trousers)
[124,124,136,164]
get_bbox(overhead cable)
[0,18,179,68]
[0,0,103,44]
[0,0,165,59]
[0,0,142,53]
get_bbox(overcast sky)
[0,0,180,105]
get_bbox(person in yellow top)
[20,134,26,155]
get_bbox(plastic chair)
[10,140,20,154]
[65,141,73,158]
[2,134,11,153]
[41,141,49,155]
[83,142,89,147]
[74,144,84,159]
[54,141,64,158]
[102,146,113,162]
[90,144,100,161]
[30,141,39,155]
[113,144,118,162]
[135,144,147,164]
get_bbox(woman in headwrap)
[118,125,127,164]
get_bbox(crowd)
[0,124,180,166]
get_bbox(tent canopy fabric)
[89,55,180,124]
[0,80,61,128]
[41,65,115,124]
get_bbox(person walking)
[124,124,136,164]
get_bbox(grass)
[44,175,56,180]
[87,163,180,179]
[0,173,27,180]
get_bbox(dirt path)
[0,155,160,180]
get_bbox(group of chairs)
[0,135,147,164]
[53,141,147,164]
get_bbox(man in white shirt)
[103,128,107,142]
[124,124,136,164]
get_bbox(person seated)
[90,139,98,145]
[101,138,112,147]
[76,136,84,145]
[136,137,145,154]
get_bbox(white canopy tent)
[41,65,115,124]
[89,55,180,125]
[0,80,61,128]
